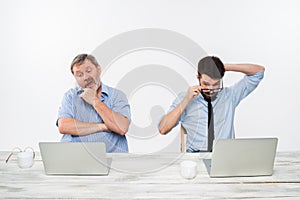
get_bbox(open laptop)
[203,138,278,178]
[39,142,111,176]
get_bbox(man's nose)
[83,73,90,81]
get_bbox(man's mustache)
[84,77,95,87]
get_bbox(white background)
[0,0,299,152]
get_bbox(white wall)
[0,0,299,152]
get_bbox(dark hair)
[198,56,225,79]
[70,54,99,74]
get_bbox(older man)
[57,54,131,152]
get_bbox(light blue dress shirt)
[168,71,264,152]
[57,83,131,153]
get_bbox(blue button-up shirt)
[168,71,264,152]
[57,83,131,152]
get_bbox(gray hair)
[70,54,99,74]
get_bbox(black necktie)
[207,100,214,152]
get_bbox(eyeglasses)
[201,88,223,94]
[201,80,223,94]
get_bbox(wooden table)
[1,151,300,199]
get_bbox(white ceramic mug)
[16,147,35,168]
[180,160,197,179]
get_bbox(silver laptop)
[203,138,278,177]
[39,142,111,175]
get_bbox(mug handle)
[24,147,35,160]
[5,147,22,163]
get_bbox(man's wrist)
[92,97,101,107]
[98,123,109,132]
[224,64,233,71]
[98,123,104,132]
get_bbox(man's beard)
[201,91,217,102]
[84,77,100,90]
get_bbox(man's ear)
[196,74,201,80]
[97,65,102,75]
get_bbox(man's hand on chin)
[80,88,98,106]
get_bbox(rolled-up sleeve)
[56,90,74,126]
[166,92,186,127]
[231,70,265,107]
[111,90,131,121]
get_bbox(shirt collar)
[100,83,109,97]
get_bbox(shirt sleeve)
[230,70,265,107]
[111,89,131,121]
[56,90,74,126]
[166,92,186,127]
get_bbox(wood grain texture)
[1,151,300,199]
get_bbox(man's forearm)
[159,97,190,135]
[93,100,130,136]
[225,63,265,76]
[58,118,109,136]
